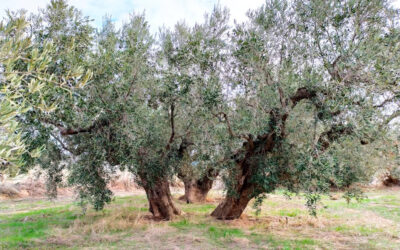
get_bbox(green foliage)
[211,0,400,215]
[343,188,367,204]
[252,193,267,216]
[0,6,89,175]
[305,193,321,216]
[0,13,52,170]
[54,6,229,209]
[4,0,399,215]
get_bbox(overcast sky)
[1,0,400,33]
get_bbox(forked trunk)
[142,178,181,220]
[179,179,211,203]
[179,168,218,203]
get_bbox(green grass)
[276,208,302,217]
[334,225,383,236]
[0,198,72,214]
[250,233,318,249]
[169,218,208,230]
[0,188,399,249]
[168,215,320,248]
[171,220,245,238]
[112,195,148,204]
[0,206,77,248]
[367,205,400,222]
[207,226,244,238]
[322,192,400,223]
[180,203,216,213]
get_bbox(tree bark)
[210,178,255,219]
[210,156,258,219]
[211,132,276,220]
[179,180,209,203]
[179,167,219,203]
[211,87,316,220]
[142,177,181,220]
[179,175,213,203]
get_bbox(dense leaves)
[0,7,89,175]
[2,0,399,219]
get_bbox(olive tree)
[209,0,400,219]
[17,0,184,218]
[159,8,229,203]
[0,6,89,176]
[53,6,229,218]
[9,0,399,222]
[9,0,94,198]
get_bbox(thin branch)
[124,71,137,101]
[166,103,176,150]
[213,111,251,142]
[213,112,234,138]
[50,132,76,154]
[40,117,109,136]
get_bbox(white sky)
[0,0,266,33]
[1,0,400,33]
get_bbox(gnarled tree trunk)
[211,132,276,220]
[211,176,255,219]
[179,167,219,203]
[210,156,259,219]
[142,177,181,220]
[179,180,208,203]
[211,88,318,220]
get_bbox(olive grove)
[1,0,399,221]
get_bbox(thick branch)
[177,138,194,158]
[290,87,317,107]
[40,117,109,136]
[213,112,235,138]
[317,125,354,151]
[213,112,252,142]
[278,87,287,109]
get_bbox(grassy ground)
[0,188,399,249]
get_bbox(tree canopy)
[0,7,90,175]
[1,0,399,220]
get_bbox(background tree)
[60,7,229,218]
[158,7,229,203]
